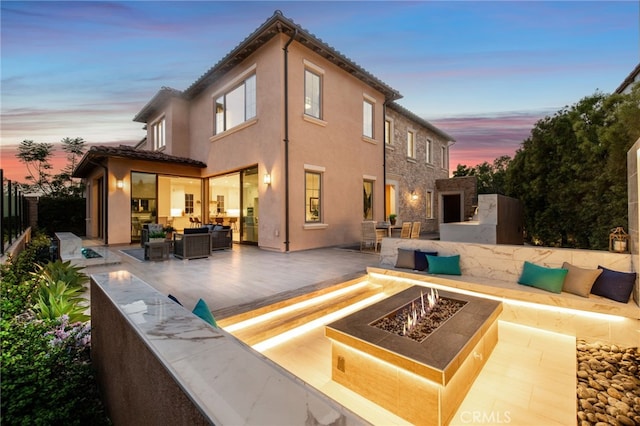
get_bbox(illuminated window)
[214,74,256,134]
[305,171,321,223]
[385,119,392,145]
[426,190,433,219]
[363,180,374,220]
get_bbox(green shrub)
[33,260,88,291]
[33,277,90,323]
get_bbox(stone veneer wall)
[385,105,450,233]
[628,137,640,304]
[435,176,478,220]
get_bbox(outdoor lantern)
[609,227,629,253]
[116,179,124,189]
[263,173,271,185]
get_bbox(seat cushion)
[517,261,567,294]
[395,248,415,269]
[414,250,438,271]
[561,262,602,297]
[590,266,637,303]
[192,298,217,327]
[426,254,461,275]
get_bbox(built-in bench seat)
[368,266,639,320]
[377,238,639,321]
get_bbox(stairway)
[218,277,384,347]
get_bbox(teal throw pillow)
[517,261,568,293]
[192,298,217,327]
[426,254,461,275]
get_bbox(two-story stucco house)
[74,11,455,251]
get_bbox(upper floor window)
[215,74,256,135]
[305,170,322,223]
[385,119,392,145]
[363,100,374,138]
[425,190,434,219]
[152,118,165,150]
[304,69,322,119]
[426,139,432,163]
[441,146,448,169]
[407,130,416,159]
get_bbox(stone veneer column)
[628,137,640,304]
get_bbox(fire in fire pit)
[370,288,466,343]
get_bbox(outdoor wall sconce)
[411,191,418,201]
[263,173,272,185]
[609,227,629,253]
[116,179,124,189]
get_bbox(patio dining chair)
[360,221,384,252]
[400,222,412,239]
[410,221,421,239]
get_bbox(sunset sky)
[1,1,637,183]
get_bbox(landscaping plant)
[0,234,110,425]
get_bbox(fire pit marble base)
[325,286,502,426]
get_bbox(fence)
[1,169,29,256]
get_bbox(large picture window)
[304,69,321,119]
[215,74,256,134]
[305,171,321,223]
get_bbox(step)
[222,281,383,346]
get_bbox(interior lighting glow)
[368,272,626,322]
[223,281,369,333]
[252,293,386,352]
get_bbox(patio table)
[144,241,171,261]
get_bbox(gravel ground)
[576,340,640,426]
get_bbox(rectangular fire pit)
[325,285,502,425]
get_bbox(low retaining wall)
[90,271,367,425]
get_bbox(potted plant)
[148,230,167,242]
[163,226,175,240]
[389,214,397,225]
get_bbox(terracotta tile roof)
[615,62,640,94]
[387,101,456,142]
[73,144,206,178]
[133,10,402,123]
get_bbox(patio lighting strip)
[223,281,370,333]
[368,272,626,323]
[251,292,386,352]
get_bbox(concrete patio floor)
[83,242,577,425]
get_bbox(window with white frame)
[214,74,256,134]
[385,119,392,145]
[363,180,374,220]
[441,146,447,168]
[407,130,416,159]
[185,193,194,215]
[304,69,322,119]
[152,118,165,150]
[426,139,432,163]
[425,190,434,219]
[305,171,322,223]
[363,100,374,138]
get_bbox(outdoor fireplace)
[325,285,502,425]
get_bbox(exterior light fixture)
[116,179,124,189]
[609,227,629,253]
[411,191,418,201]
[263,173,272,185]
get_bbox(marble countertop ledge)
[91,270,367,425]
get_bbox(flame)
[404,288,440,335]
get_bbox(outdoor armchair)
[173,230,211,259]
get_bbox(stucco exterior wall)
[385,107,450,233]
[628,137,639,304]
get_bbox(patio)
[84,242,625,425]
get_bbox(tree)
[15,137,86,197]
[16,140,55,194]
[505,87,640,249]
[452,155,512,195]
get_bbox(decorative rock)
[608,387,623,400]
[616,414,635,426]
